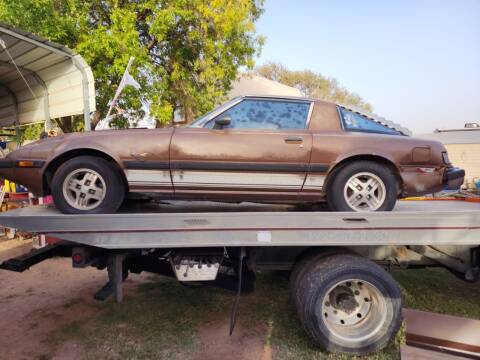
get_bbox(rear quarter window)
[339,108,401,135]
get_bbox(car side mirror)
[213,116,231,129]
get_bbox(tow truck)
[0,200,479,355]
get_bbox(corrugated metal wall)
[0,23,96,128]
[0,85,17,124]
[37,60,85,119]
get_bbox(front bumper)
[0,158,45,195]
[443,167,465,190]
[0,159,15,182]
[0,159,13,168]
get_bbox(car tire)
[327,161,397,212]
[294,253,402,354]
[51,156,125,214]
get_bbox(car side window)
[339,108,400,135]
[205,99,311,130]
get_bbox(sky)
[255,0,480,134]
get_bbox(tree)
[0,0,265,128]
[255,62,372,112]
[19,123,44,143]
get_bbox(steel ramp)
[0,201,478,249]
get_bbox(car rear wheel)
[327,161,397,212]
[51,156,125,214]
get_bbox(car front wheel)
[327,161,398,212]
[51,156,125,214]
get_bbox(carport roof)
[0,21,95,129]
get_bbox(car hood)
[11,128,174,159]
[27,128,172,145]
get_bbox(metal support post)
[94,253,127,302]
[113,253,125,303]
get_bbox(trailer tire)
[51,156,125,214]
[289,248,352,319]
[295,253,402,354]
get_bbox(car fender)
[44,142,124,170]
[322,149,402,192]
[330,149,400,174]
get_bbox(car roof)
[235,95,412,136]
[234,94,314,102]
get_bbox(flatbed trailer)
[0,200,479,356]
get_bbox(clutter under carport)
[0,22,97,244]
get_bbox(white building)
[419,124,480,190]
[228,74,303,99]
[174,74,303,124]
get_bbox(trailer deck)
[0,201,478,249]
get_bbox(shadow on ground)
[49,271,405,360]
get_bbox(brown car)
[0,96,464,214]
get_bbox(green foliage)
[255,62,373,112]
[0,0,80,47]
[53,116,85,133]
[19,123,44,143]
[0,0,265,127]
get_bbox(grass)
[47,267,480,359]
[393,267,480,319]
[50,277,233,359]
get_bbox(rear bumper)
[443,167,465,190]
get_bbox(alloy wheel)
[343,172,386,211]
[62,168,106,210]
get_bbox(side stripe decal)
[125,161,330,173]
[124,162,329,189]
[171,161,310,172]
[124,161,169,170]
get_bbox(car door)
[117,128,174,194]
[170,98,313,197]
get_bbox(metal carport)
[0,22,95,132]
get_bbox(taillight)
[72,253,84,264]
[442,152,451,164]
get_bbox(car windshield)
[189,98,241,127]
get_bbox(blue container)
[15,184,29,193]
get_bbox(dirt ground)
[0,240,270,360]
[0,254,103,359]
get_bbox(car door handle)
[284,136,303,144]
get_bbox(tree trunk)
[54,116,74,133]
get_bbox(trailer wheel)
[51,156,125,214]
[289,248,351,318]
[294,253,402,354]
